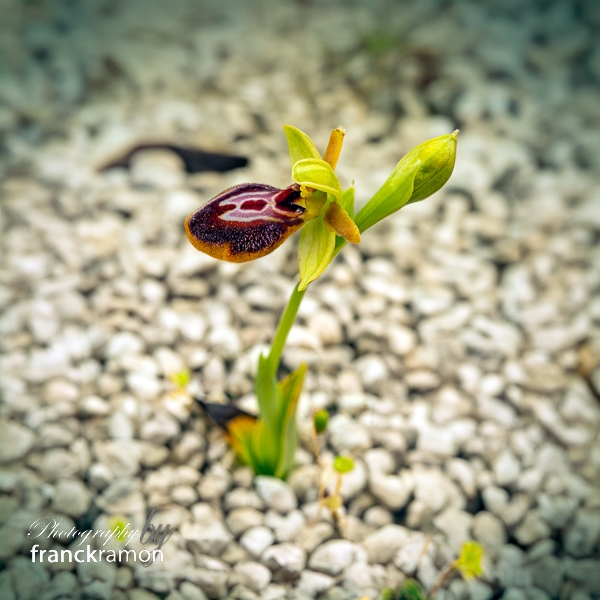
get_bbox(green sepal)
[292,158,343,201]
[283,125,321,167]
[341,185,355,218]
[333,186,356,255]
[274,363,306,479]
[298,206,336,291]
[353,161,419,233]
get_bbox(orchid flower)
[184,125,457,479]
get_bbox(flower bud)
[354,131,458,233]
[404,130,458,204]
[313,409,329,433]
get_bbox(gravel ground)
[1,1,599,599]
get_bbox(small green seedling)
[184,124,457,478]
[362,31,401,56]
[168,369,190,390]
[378,579,427,600]
[397,580,427,600]
[375,542,484,599]
[454,540,484,580]
[333,455,355,474]
[429,540,485,597]
[107,516,129,542]
[319,454,355,529]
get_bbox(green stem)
[268,283,306,372]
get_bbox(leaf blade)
[255,354,278,430]
[274,363,306,479]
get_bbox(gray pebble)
[226,508,264,536]
[262,543,306,582]
[472,511,507,556]
[564,510,600,558]
[255,476,297,514]
[179,581,209,600]
[180,520,232,556]
[233,561,272,592]
[362,524,411,564]
[52,478,92,517]
[308,540,367,576]
[240,526,275,558]
[76,553,117,600]
[0,421,35,464]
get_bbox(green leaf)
[274,363,306,479]
[255,355,279,438]
[284,125,322,167]
[334,455,355,474]
[249,419,277,475]
[292,158,343,201]
[455,541,484,580]
[377,588,395,600]
[298,211,336,291]
[226,415,258,466]
[353,161,419,233]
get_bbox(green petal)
[292,158,343,201]
[283,125,321,167]
[298,211,336,291]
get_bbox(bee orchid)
[184,126,361,274]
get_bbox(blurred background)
[1,0,599,599]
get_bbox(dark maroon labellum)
[185,183,305,262]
